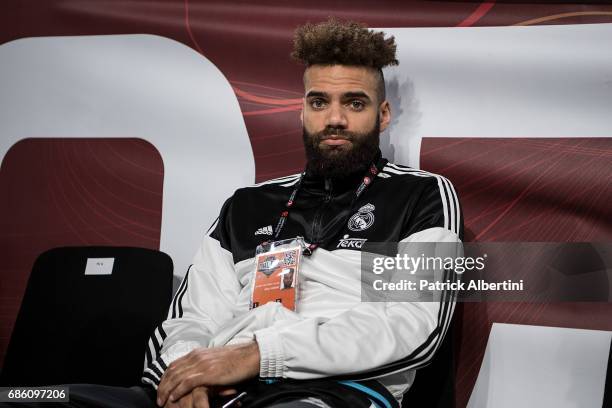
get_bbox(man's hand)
[163,386,238,408]
[163,386,208,408]
[157,341,260,407]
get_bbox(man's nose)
[325,103,348,129]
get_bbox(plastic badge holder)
[250,237,305,311]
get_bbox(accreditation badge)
[250,237,304,311]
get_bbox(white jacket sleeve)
[142,198,241,389]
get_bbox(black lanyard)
[270,157,388,256]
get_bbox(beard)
[302,117,380,179]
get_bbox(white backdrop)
[381,23,612,167]
[0,35,255,278]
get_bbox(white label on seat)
[84,258,115,275]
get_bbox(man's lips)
[320,137,351,146]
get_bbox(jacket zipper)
[311,178,333,243]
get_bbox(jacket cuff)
[254,327,285,378]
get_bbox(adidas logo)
[254,225,273,236]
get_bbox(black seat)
[0,246,173,387]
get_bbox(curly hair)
[291,18,398,69]
[292,18,398,101]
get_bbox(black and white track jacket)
[142,154,463,402]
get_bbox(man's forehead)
[304,65,378,95]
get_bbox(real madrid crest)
[348,203,375,232]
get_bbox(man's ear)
[379,100,391,132]
[300,103,304,124]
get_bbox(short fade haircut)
[291,18,399,103]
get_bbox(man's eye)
[311,99,326,109]
[350,100,365,110]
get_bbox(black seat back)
[0,246,173,387]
